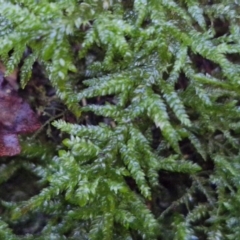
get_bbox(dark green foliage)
[0,0,240,239]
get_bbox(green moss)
[0,0,240,239]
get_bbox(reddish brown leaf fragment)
[0,69,40,157]
[0,134,21,156]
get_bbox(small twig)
[30,112,64,140]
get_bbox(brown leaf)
[0,70,40,157]
[0,134,21,156]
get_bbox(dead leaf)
[0,70,40,157]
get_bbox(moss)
[0,0,240,239]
